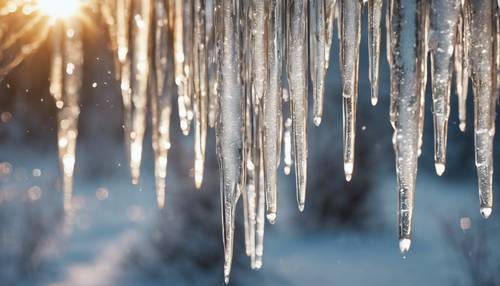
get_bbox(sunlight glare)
[36,0,82,19]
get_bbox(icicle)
[128,0,151,185]
[325,0,337,70]
[251,0,267,104]
[206,0,219,128]
[338,0,361,182]
[50,21,83,216]
[174,0,190,135]
[216,0,243,282]
[150,0,173,208]
[368,0,382,106]
[429,0,460,176]
[390,0,427,253]
[100,0,120,81]
[287,0,308,212]
[193,0,208,188]
[454,3,470,132]
[116,0,133,161]
[310,0,327,126]
[467,0,496,219]
[262,0,282,224]
[182,0,195,135]
[241,0,257,264]
[254,141,266,270]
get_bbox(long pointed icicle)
[454,3,470,132]
[287,0,308,212]
[128,0,151,185]
[338,0,361,182]
[50,21,83,217]
[216,0,243,283]
[241,0,257,265]
[151,0,173,208]
[390,0,427,253]
[368,0,382,106]
[429,0,460,176]
[263,0,282,224]
[193,0,208,188]
[467,0,496,219]
[117,0,133,161]
[310,0,327,126]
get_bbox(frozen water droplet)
[480,207,492,219]
[459,122,466,132]
[267,212,277,224]
[313,116,322,126]
[344,162,354,182]
[399,238,411,253]
[435,162,446,176]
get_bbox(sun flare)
[36,0,82,19]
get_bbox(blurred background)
[0,4,499,286]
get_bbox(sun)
[36,0,83,19]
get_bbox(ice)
[287,0,308,212]
[338,0,362,181]
[389,0,428,250]
[49,22,83,216]
[1,0,499,282]
[216,0,243,282]
[325,0,337,70]
[429,0,460,175]
[262,0,283,224]
[150,0,173,208]
[467,0,496,217]
[193,0,209,188]
[127,0,151,185]
[454,2,470,132]
[310,1,327,125]
[367,0,382,106]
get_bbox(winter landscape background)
[0,7,499,286]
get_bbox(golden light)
[36,0,82,19]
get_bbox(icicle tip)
[313,116,322,126]
[298,203,305,212]
[399,238,411,254]
[344,162,354,182]
[267,213,277,224]
[459,122,466,133]
[254,260,262,270]
[480,207,492,219]
[435,162,446,176]
[371,96,378,106]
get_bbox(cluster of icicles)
[0,0,499,283]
